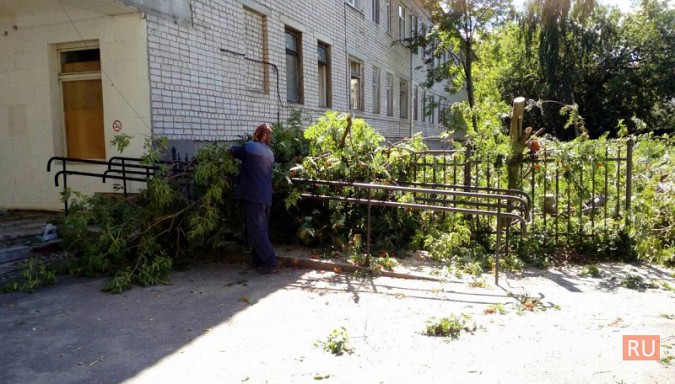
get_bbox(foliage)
[58,114,308,292]
[315,327,353,356]
[509,292,556,313]
[484,303,507,315]
[580,264,601,278]
[495,0,675,138]
[60,140,237,292]
[0,258,56,293]
[425,313,477,339]
[293,111,427,251]
[412,0,511,132]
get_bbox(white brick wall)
[147,0,462,142]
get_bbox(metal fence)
[408,138,641,248]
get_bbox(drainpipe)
[409,42,414,137]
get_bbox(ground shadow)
[0,262,296,384]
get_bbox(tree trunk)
[465,42,478,134]
[507,97,527,191]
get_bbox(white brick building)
[0,0,461,210]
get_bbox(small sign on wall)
[112,119,122,132]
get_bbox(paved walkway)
[1,255,673,384]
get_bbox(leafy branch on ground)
[425,313,477,339]
[508,292,560,314]
[0,258,56,293]
[315,327,353,356]
[484,303,508,315]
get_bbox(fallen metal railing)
[291,178,530,285]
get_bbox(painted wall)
[0,0,152,210]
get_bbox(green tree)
[417,0,511,133]
[500,0,675,138]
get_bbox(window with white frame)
[421,24,427,60]
[285,28,303,103]
[372,0,380,24]
[372,66,381,113]
[59,46,105,159]
[346,0,358,8]
[398,5,406,40]
[349,59,364,111]
[385,0,391,34]
[410,14,418,38]
[318,42,331,107]
[385,73,393,116]
[400,79,408,118]
[429,95,435,123]
[413,85,418,120]
[421,90,426,122]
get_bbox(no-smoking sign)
[112,120,122,132]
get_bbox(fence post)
[625,138,634,226]
[464,144,472,191]
[366,191,372,267]
[495,200,502,286]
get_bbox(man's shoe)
[256,265,280,274]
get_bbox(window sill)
[344,2,365,17]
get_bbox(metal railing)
[46,156,186,214]
[46,155,530,283]
[291,178,530,284]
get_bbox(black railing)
[47,156,183,214]
[291,178,530,284]
[409,139,638,248]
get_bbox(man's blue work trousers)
[243,201,278,268]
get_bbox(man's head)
[253,123,273,145]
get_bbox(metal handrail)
[291,177,530,285]
[48,156,158,214]
[396,181,531,220]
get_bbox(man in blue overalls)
[230,124,280,274]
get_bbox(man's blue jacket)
[230,141,275,206]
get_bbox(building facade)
[0,0,461,211]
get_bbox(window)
[413,85,418,120]
[400,79,408,118]
[429,95,435,124]
[372,66,381,113]
[385,73,393,116]
[285,28,303,103]
[349,59,363,111]
[317,42,331,108]
[398,5,406,40]
[372,0,380,23]
[346,0,358,7]
[438,102,443,124]
[244,8,269,93]
[410,15,418,38]
[59,47,105,159]
[421,90,426,122]
[385,0,391,34]
[421,24,427,60]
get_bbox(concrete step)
[0,240,62,264]
[0,210,63,268]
